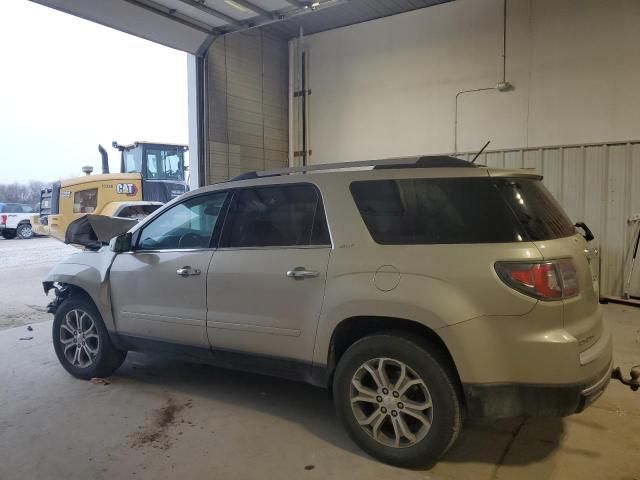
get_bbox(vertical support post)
[288,40,296,167]
[187,52,210,188]
[187,54,200,188]
[298,26,306,167]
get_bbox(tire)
[333,334,463,468]
[52,295,127,380]
[1,230,16,239]
[16,223,33,239]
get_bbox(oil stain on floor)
[129,397,193,450]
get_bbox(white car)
[0,203,36,239]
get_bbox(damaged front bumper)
[44,282,71,314]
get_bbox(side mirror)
[575,222,595,242]
[109,232,133,253]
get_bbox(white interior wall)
[293,0,640,163]
[286,0,640,297]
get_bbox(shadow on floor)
[115,352,564,467]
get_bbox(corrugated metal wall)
[207,30,289,185]
[459,141,640,296]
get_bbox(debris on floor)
[19,336,33,341]
[90,377,111,386]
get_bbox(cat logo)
[116,183,138,196]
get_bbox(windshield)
[145,147,185,181]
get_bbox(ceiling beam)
[177,0,244,27]
[217,0,347,37]
[284,0,308,8]
[123,0,218,34]
[225,0,276,19]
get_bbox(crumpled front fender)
[42,250,117,331]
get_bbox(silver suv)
[44,156,612,467]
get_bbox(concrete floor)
[0,238,639,479]
[0,309,637,479]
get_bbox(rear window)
[1,204,21,213]
[493,178,575,240]
[350,178,523,244]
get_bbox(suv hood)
[65,215,137,249]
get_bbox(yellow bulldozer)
[32,141,189,242]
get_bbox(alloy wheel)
[59,309,100,368]
[18,225,33,239]
[350,357,433,448]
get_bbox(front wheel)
[52,296,127,379]
[333,334,463,468]
[17,224,34,239]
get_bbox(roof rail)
[230,155,475,181]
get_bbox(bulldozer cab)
[113,141,189,202]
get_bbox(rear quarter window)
[350,178,523,245]
[493,178,575,240]
[4,204,21,213]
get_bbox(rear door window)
[350,178,523,244]
[221,184,330,248]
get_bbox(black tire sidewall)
[333,334,461,468]
[52,296,123,380]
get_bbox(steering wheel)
[178,232,204,249]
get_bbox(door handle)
[286,267,319,280]
[176,266,201,277]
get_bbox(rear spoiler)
[65,215,137,250]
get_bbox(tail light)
[1,215,6,225]
[495,259,579,300]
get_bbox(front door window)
[138,192,228,250]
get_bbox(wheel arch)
[325,316,463,401]
[46,281,124,349]
[46,282,99,317]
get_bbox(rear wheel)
[16,224,33,239]
[333,334,462,468]
[52,296,127,379]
